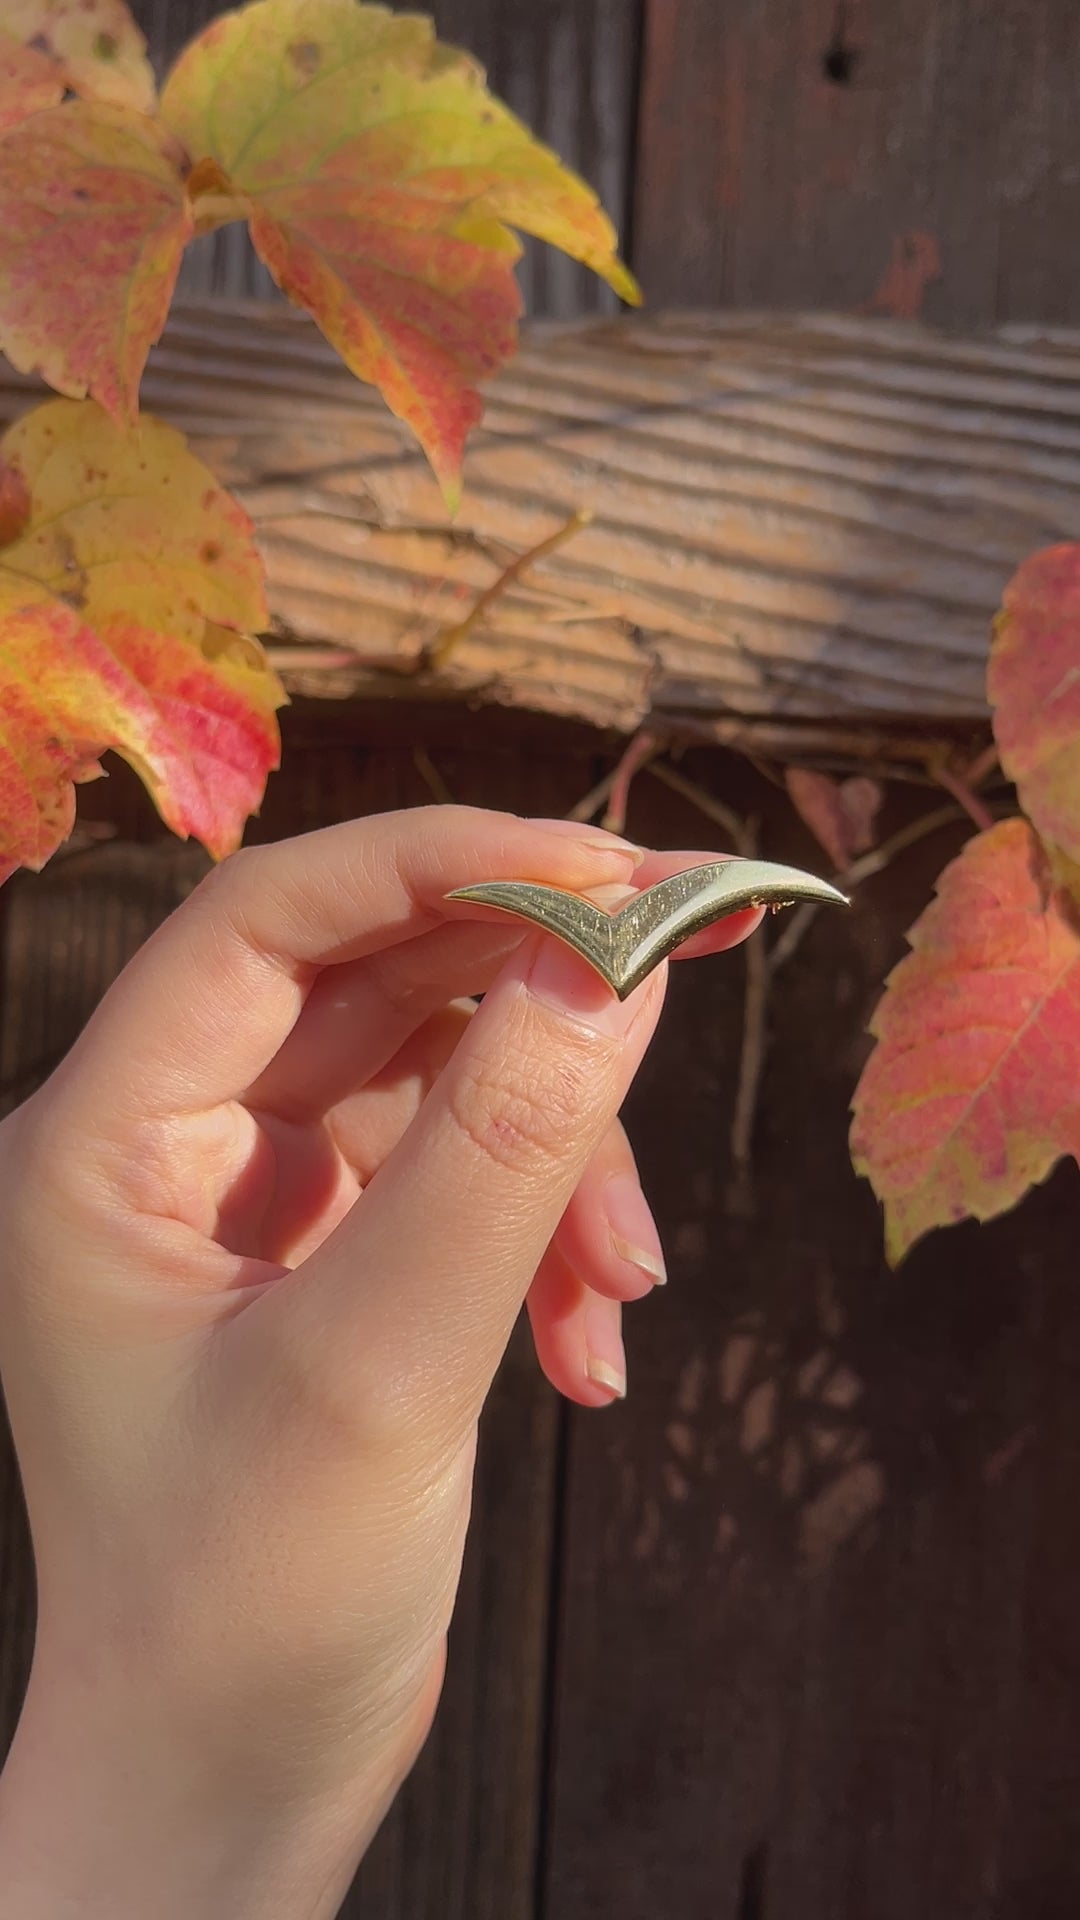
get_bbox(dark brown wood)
[8,301,1080,771]
[542,762,1080,1920]
[131,0,639,318]
[635,0,1080,329]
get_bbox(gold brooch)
[447,858,848,1000]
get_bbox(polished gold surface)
[447,859,849,999]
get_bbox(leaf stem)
[425,507,594,670]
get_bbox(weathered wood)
[542,765,1080,1920]
[6,303,1079,769]
[635,0,1080,330]
[131,0,638,319]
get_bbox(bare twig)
[424,507,594,670]
[565,768,617,824]
[766,801,970,978]
[602,729,662,834]
[647,759,753,855]
[932,760,994,832]
[636,759,767,1204]
[413,747,454,806]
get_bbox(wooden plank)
[635,0,1080,329]
[0,728,583,1917]
[541,764,1080,1920]
[131,0,639,318]
[5,300,1078,765]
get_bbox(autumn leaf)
[3,0,155,113]
[0,459,31,546]
[160,0,640,494]
[0,33,65,135]
[785,768,882,872]
[850,817,1080,1264]
[990,543,1080,871]
[0,398,284,876]
[0,105,192,422]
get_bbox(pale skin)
[0,806,759,1918]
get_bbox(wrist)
[0,1666,385,1920]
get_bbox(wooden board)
[635,0,1080,329]
[7,302,1080,769]
[542,765,1080,1920]
[4,710,1080,1917]
[131,0,639,318]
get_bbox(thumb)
[268,931,666,1436]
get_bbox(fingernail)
[528,817,646,868]
[586,1356,627,1399]
[604,1174,667,1285]
[584,1305,628,1400]
[525,934,654,1037]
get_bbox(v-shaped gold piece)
[447,858,848,999]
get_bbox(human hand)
[0,806,759,1918]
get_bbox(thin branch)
[932,761,994,832]
[423,507,594,670]
[766,801,970,979]
[413,747,454,806]
[647,759,754,855]
[602,729,662,834]
[565,768,617,824]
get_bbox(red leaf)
[990,543,1080,866]
[0,103,191,420]
[785,768,882,871]
[0,32,64,135]
[850,817,1080,1263]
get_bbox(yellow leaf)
[0,399,284,876]
[2,0,156,113]
[0,104,192,421]
[161,0,640,493]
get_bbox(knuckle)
[446,1035,602,1174]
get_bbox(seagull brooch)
[448,858,849,1000]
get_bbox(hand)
[0,806,758,1918]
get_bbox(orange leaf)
[850,817,1080,1264]
[0,398,284,876]
[2,0,155,113]
[0,33,64,135]
[160,0,639,494]
[990,543,1080,867]
[0,103,191,421]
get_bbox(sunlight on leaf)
[0,400,284,876]
[0,32,65,135]
[161,0,640,493]
[0,104,192,421]
[850,818,1080,1264]
[990,543,1080,869]
[2,0,155,113]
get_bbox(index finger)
[51,809,643,1120]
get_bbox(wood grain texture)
[635,0,1080,329]
[131,0,639,317]
[542,766,1080,1920]
[7,300,1080,765]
